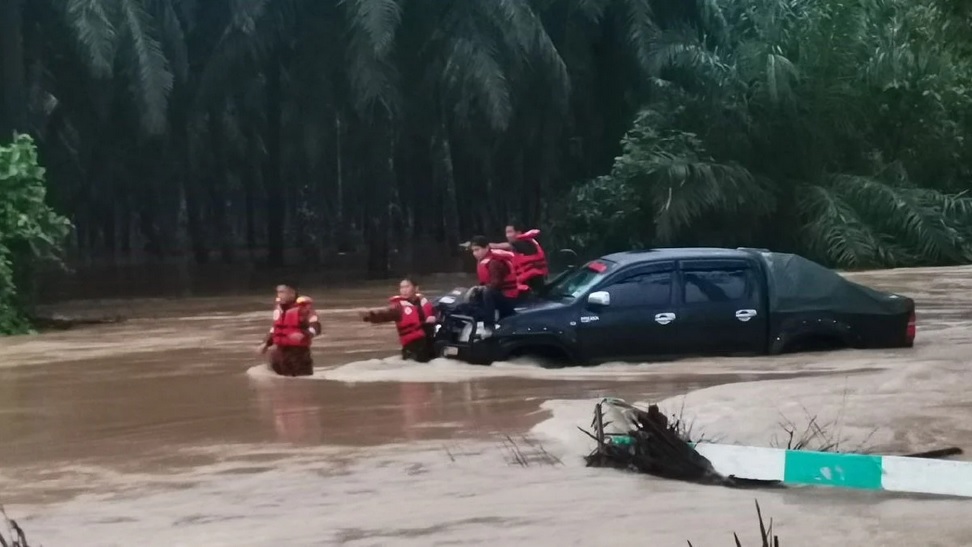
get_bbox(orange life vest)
[390,295,435,347]
[476,249,522,299]
[512,229,548,285]
[272,303,312,347]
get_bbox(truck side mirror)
[588,291,610,307]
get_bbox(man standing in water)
[359,277,437,362]
[258,284,321,376]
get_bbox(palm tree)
[563,0,972,267]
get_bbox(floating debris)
[581,398,780,488]
[0,507,30,547]
[688,500,781,547]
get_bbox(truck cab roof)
[598,247,759,267]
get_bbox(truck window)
[546,260,616,299]
[683,268,749,303]
[604,272,672,308]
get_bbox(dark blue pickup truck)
[432,247,916,366]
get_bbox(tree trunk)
[0,0,26,142]
[433,122,460,249]
[263,50,285,266]
[334,111,352,252]
[365,127,394,277]
[175,119,208,264]
[243,135,259,258]
[208,109,234,263]
[335,112,344,224]
[120,201,132,257]
[139,203,163,257]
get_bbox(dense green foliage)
[0,0,970,292]
[563,0,972,267]
[0,135,72,333]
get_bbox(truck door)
[576,262,680,361]
[675,259,766,355]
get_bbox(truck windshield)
[544,260,615,299]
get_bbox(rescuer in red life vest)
[359,277,437,362]
[469,235,521,323]
[486,223,549,294]
[257,284,322,376]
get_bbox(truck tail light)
[905,309,916,345]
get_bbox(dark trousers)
[482,287,516,323]
[402,337,434,363]
[270,346,314,376]
[524,275,545,294]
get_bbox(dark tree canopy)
[1,0,971,331]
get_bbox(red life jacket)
[390,295,435,347]
[272,303,311,347]
[512,229,549,284]
[476,249,522,299]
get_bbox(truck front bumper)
[433,316,498,366]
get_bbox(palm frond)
[619,0,659,74]
[119,0,174,134]
[611,110,771,243]
[147,0,189,83]
[764,52,798,103]
[571,0,611,24]
[646,156,766,243]
[799,182,895,267]
[340,0,402,56]
[191,0,275,110]
[488,0,570,108]
[835,174,972,263]
[230,0,271,34]
[341,0,402,117]
[646,27,733,84]
[63,0,118,78]
[442,31,512,131]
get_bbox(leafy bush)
[0,134,72,334]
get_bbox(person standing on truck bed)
[485,224,549,294]
[359,277,438,362]
[258,284,321,376]
[469,235,522,323]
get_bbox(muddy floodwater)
[1,267,971,546]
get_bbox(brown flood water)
[0,273,846,499]
[1,265,971,546]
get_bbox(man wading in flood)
[359,277,437,362]
[258,284,321,376]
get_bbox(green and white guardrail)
[595,398,971,497]
[606,435,971,496]
[690,443,972,497]
[695,443,972,497]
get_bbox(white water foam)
[246,358,680,384]
[528,327,972,458]
[10,431,972,546]
[247,350,882,385]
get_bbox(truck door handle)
[655,312,676,325]
[735,309,757,322]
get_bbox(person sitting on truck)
[469,235,522,322]
[359,277,437,362]
[485,224,549,294]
